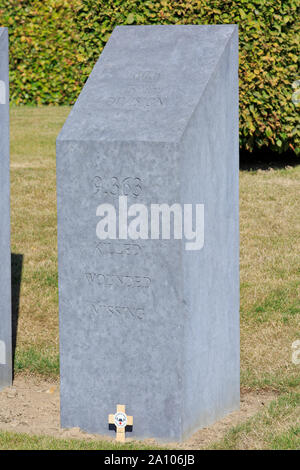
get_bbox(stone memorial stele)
[0,27,12,390]
[57,25,240,441]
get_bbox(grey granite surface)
[0,27,12,390]
[57,25,239,441]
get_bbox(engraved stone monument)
[57,25,240,441]
[0,27,12,390]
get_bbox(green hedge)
[0,0,299,154]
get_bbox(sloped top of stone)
[58,25,236,144]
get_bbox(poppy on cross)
[108,404,133,442]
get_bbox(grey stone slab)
[57,25,239,441]
[0,27,12,390]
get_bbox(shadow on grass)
[11,253,23,379]
[240,148,299,171]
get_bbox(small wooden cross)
[108,404,133,442]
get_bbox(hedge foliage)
[0,0,299,154]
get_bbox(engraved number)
[93,176,142,197]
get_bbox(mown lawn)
[0,430,162,451]
[211,393,300,450]
[7,106,300,450]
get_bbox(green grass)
[270,426,300,450]
[247,284,300,324]
[14,347,59,376]
[0,431,162,450]
[240,369,300,393]
[211,393,300,450]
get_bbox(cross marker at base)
[108,404,133,442]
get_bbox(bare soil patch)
[0,374,278,449]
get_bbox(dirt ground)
[0,374,277,449]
